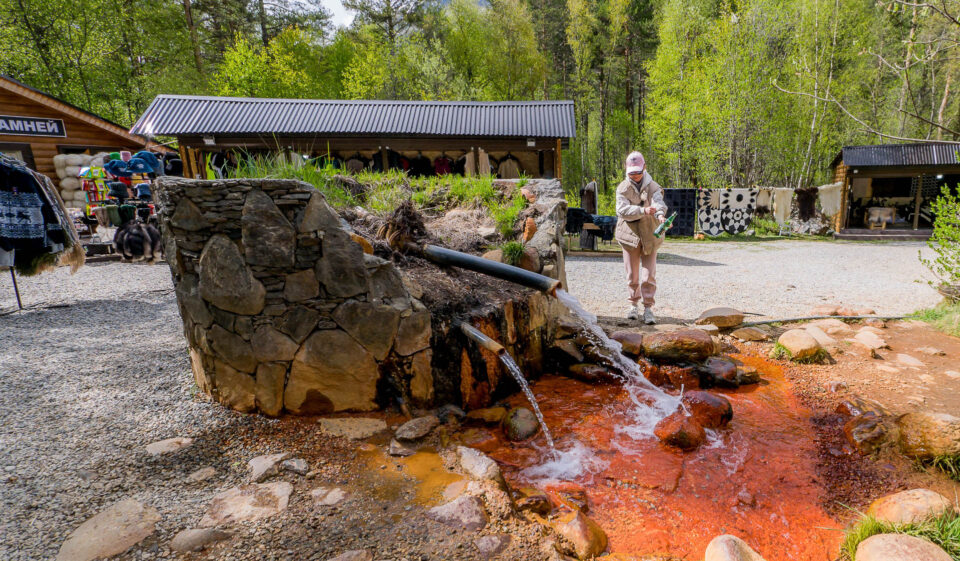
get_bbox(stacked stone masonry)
[156,178,568,416]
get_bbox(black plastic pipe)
[420,244,562,296]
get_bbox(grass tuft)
[915,455,960,482]
[769,343,792,360]
[769,343,830,364]
[499,241,525,266]
[840,511,960,560]
[912,302,960,337]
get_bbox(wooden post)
[472,146,480,176]
[183,147,196,179]
[837,174,849,231]
[912,175,923,230]
[381,146,390,171]
[555,139,563,180]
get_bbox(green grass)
[489,192,527,238]
[769,343,830,364]
[840,511,960,560]
[499,241,525,266]
[912,302,960,337]
[915,455,960,482]
[751,216,781,236]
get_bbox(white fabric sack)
[60,177,81,191]
[64,165,81,177]
[818,182,842,217]
[65,154,84,166]
[53,154,69,168]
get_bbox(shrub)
[499,241,525,266]
[920,185,960,291]
[489,192,527,238]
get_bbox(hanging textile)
[719,188,758,234]
[590,214,617,242]
[795,187,819,221]
[818,182,842,217]
[697,190,724,237]
[772,188,794,225]
[756,188,773,213]
[498,155,521,179]
[661,188,697,236]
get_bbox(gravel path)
[565,239,943,322]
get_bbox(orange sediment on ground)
[482,355,843,561]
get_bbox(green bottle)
[653,211,677,238]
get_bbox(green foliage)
[228,154,358,207]
[770,343,829,364]
[769,343,792,361]
[499,241,526,266]
[840,512,960,560]
[751,216,781,237]
[921,186,960,290]
[912,302,960,338]
[489,192,527,238]
[915,455,960,482]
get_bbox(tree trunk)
[896,5,918,136]
[258,0,269,45]
[182,0,204,75]
[935,73,951,140]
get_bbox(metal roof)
[837,142,960,168]
[130,95,577,139]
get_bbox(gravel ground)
[566,239,943,322]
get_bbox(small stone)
[776,329,821,360]
[466,407,508,424]
[187,466,216,483]
[395,415,440,441]
[388,439,417,457]
[502,407,540,441]
[610,331,644,356]
[682,391,733,429]
[427,495,487,531]
[456,446,502,482]
[736,366,761,385]
[522,217,537,242]
[520,187,537,203]
[856,533,951,561]
[327,550,373,561]
[248,452,289,483]
[169,528,232,553]
[311,486,348,506]
[475,534,511,559]
[695,307,745,328]
[703,534,766,561]
[853,330,888,351]
[281,458,309,475]
[826,381,848,392]
[867,489,955,525]
[896,353,925,368]
[736,490,756,507]
[55,500,161,561]
[917,346,946,356]
[730,326,769,341]
[317,418,388,440]
[550,510,607,559]
[145,437,193,456]
[199,482,293,526]
[843,412,887,454]
[654,411,706,451]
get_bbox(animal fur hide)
[795,187,819,222]
[114,222,163,264]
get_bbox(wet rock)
[610,331,644,356]
[555,316,582,339]
[736,490,756,507]
[145,437,193,456]
[456,446,502,482]
[843,412,887,454]
[248,452,289,482]
[695,324,721,336]
[695,307,745,328]
[897,411,960,459]
[698,356,740,388]
[654,411,706,451]
[242,189,295,267]
[776,329,821,360]
[682,391,733,429]
[503,407,540,441]
[55,500,161,561]
[516,493,551,515]
[388,439,417,457]
[281,458,309,475]
[475,534,511,559]
[283,269,319,302]
[703,534,766,561]
[327,551,374,561]
[663,365,700,390]
[736,366,761,385]
[311,486,348,506]
[730,327,769,342]
[551,510,608,559]
[317,417,388,440]
[641,329,716,363]
[169,528,232,553]
[553,486,589,512]
[396,415,440,441]
[867,489,956,525]
[836,396,887,418]
[437,404,467,422]
[856,533,951,561]
[826,380,848,393]
[552,339,585,364]
[568,363,618,384]
[286,329,380,413]
[187,466,216,483]
[466,407,508,424]
[199,482,293,526]
[427,495,487,531]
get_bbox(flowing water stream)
[498,353,556,452]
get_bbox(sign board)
[0,115,66,137]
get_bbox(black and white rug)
[697,190,724,236]
[719,188,758,234]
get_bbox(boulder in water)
[641,329,716,363]
[568,363,618,384]
[502,407,540,441]
[550,510,608,559]
[610,331,644,356]
[654,411,706,451]
[698,356,739,388]
[683,391,733,429]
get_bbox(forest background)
[1,0,958,200]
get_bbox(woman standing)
[615,151,667,324]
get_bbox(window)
[0,142,35,169]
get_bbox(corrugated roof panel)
[842,143,960,167]
[130,95,576,139]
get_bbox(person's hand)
[657,214,666,224]
[644,207,657,215]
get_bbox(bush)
[840,511,960,560]
[499,241,525,266]
[921,186,960,291]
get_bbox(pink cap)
[625,151,645,174]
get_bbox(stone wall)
[156,177,569,416]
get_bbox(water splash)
[499,352,557,452]
[555,289,680,436]
[522,438,607,481]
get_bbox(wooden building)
[831,142,960,240]
[130,95,576,180]
[0,75,165,185]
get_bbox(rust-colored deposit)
[480,355,843,561]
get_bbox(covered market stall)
[129,95,576,180]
